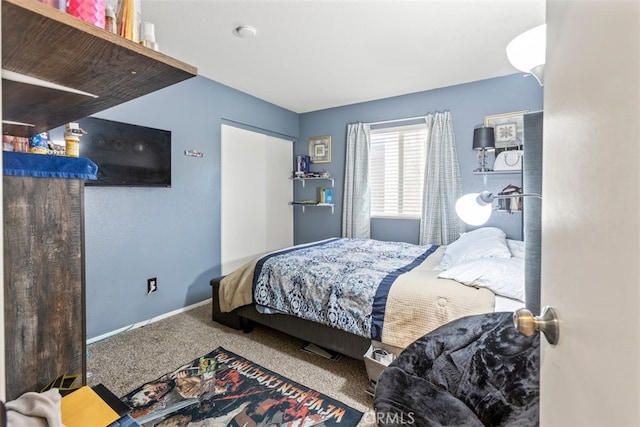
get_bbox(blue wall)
[77,76,298,339]
[295,74,543,244]
[80,73,541,339]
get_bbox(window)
[369,123,427,218]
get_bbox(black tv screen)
[77,117,171,187]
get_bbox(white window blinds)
[369,123,427,218]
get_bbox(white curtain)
[419,111,464,245]
[342,122,371,238]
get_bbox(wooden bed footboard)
[210,276,371,360]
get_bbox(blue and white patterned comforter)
[252,238,438,340]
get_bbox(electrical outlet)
[147,277,157,294]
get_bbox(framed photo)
[308,135,331,163]
[483,110,529,154]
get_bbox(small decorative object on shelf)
[29,132,50,155]
[105,3,117,33]
[184,150,204,158]
[64,122,85,158]
[117,0,141,42]
[68,0,106,28]
[319,187,333,204]
[493,149,523,171]
[295,154,310,176]
[3,135,30,153]
[497,184,523,212]
[139,21,159,51]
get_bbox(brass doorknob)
[513,306,559,345]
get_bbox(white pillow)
[507,239,525,258]
[437,227,511,271]
[438,257,525,301]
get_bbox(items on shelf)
[49,139,66,156]
[117,0,141,42]
[319,187,333,204]
[497,184,523,212]
[4,0,196,140]
[37,0,153,47]
[291,162,334,212]
[68,0,106,28]
[494,149,523,171]
[105,3,117,33]
[64,122,85,158]
[29,132,50,154]
[139,21,159,50]
[293,171,328,179]
[295,154,310,177]
[3,135,29,153]
[5,122,87,158]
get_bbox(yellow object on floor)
[61,385,123,427]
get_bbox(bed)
[210,227,525,359]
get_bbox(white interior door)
[221,125,293,275]
[541,1,639,424]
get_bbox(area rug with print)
[120,346,363,427]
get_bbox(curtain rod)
[367,115,426,126]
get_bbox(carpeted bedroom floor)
[86,302,378,426]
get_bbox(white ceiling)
[140,0,546,113]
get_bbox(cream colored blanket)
[380,246,495,349]
[219,257,261,313]
[219,244,495,349]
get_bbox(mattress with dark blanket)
[374,312,539,427]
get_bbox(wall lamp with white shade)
[456,190,542,226]
[506,23,546,86]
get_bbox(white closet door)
[221,125,293,275]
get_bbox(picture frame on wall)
[483,110,529,154]
[309,135,331,163]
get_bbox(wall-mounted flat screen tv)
[77,117,171,187]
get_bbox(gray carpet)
[86,302,377,426]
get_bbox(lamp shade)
[506,24,546,85]
[455,192,492,226]
[473,127,495,150]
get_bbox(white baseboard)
[86,298,212,345]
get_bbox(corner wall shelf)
[289,202,335,214]
[473,170,522,175]
[291,176,335,188]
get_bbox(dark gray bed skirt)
[210,277,371,360]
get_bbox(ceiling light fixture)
[506,24,546,86]
[233,25,257,38]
